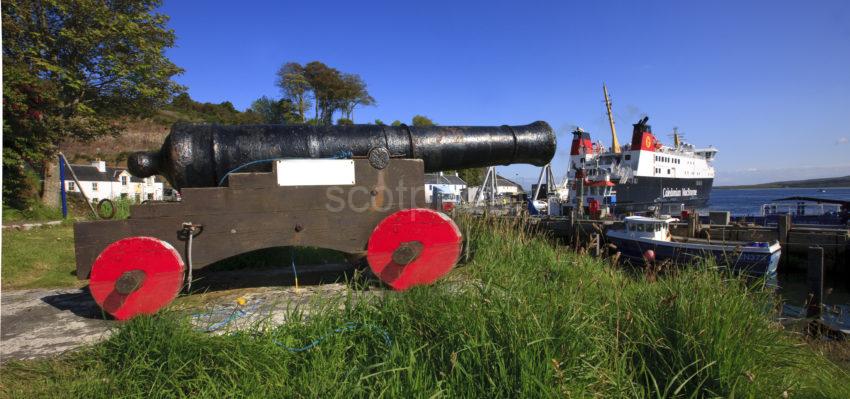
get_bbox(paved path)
[1,288,111,362]
[1,220,63,230]
[1,264,375,362]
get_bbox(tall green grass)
[2,216,848,397]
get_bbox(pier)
[494,212,850,277]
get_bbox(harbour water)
[706,187,850,216]
[704,187,850,308]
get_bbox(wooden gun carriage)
[74,122,556,319]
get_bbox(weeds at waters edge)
[2,216,849,397]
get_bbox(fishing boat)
[606,216,781,279]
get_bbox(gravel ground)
[1,263,379,362]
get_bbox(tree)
[168,93,263,124]
[337,73,375,122]
[250,96,298,124]
[391,120,402,126]
[374,119,385,126]
[412,115,435,127]
[458,168,485,186]
[285,61,376,125]
[336,118,353,126]
[3,0,184,206]
[303,61,343,125]
[276,62,311,123]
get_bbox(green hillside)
[716,175,850,189]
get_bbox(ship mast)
[603,83,620,153]
[673,127,681,149]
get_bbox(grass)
[1,197,135,289]
[2,202,64,224]
[2,216,849,397]
[1,223,81,289]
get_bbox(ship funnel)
[570,127,593,156]
[631,117,657,151]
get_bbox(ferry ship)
[566,85,717,214]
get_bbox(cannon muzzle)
[129,122,556,189]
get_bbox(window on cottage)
[68,182,75,191]
[92,182,98,191]
[121,176,128,186]
[147,193,154,200]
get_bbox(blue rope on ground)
[273,322,392,352]
[193,302,260,332]
[193,302,393,351]
[291,250,299,289]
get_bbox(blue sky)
[158,0,850,186]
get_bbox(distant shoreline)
[714,175,850,190]
[714,186,850,190]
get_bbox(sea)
[705,187,850,308]
[704,187,850,216]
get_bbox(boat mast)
[603,83,620,153]
[673,127,680,149]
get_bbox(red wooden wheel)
[89,237,185,320]
[366,208,463,291]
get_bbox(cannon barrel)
[128,121,556,189]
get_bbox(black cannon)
[128,122,556,189]
[75,121,556,320]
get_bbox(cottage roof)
[64,164,162,183]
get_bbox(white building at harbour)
[63,160,164,203]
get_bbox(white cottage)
[64,160,164,203]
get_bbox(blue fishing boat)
[606,216,781,279]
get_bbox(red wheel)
[366,208,462,290]
[89,237,185,320]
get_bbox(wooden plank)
[806,246,824,318]
[74,159,426,279]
